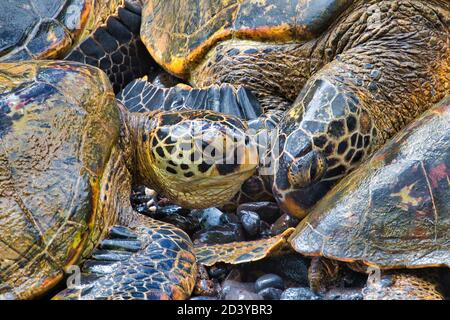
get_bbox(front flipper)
[194,228,295,267]
[118,78,263,120]
[363,270,445,300]
[65,1,157,93]
[53,217,197,300]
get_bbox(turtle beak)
[270,132,331,219]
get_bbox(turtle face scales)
[270,79,377,219]
[135,109,259,208]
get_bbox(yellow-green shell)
[0,61,120,299]
[141,0,353,78]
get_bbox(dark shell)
[141,0,354,77]
[290,97,450,269]
[0,0,121,61]
[0,61,120,299]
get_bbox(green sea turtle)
[290,97,450,300]
[115,0,449,218]
[0,60,294,299]
[0,0,125,61]
[0,0,154,92]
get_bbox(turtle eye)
[288,150,327,188]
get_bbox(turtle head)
[269,78,376,219]
[136,110,258,208]
[270,128,333,219]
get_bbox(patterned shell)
[290,97,450,269]
[0,0,121,61]
[141,0,353,78]
[0,61,120,299]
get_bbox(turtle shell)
[0,0,122,61]
[290,97,450,269]
[0,61,120,299]
[141,0,354,78]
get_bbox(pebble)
[237,202,280,224]
[221,280,255,297]
[153,205,197,233]
[324,288,363,300]
[239,210,260,237]
[255,274,284,291]
[192,223,245,245]
[192,208,224,229]
[219,212,240,224]
[280,287,322,300]
[259,221,272,238]
[156,205,190,217]
[130,186,155,214]
[270,213,300,236]
[258,287,283,300]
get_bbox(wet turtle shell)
[290,97,450,269]
[0,0,122,61]
[141,0,354,78]
[0,61,120,299]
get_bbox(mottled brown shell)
[141,0,353,78]
[0,61,120,299]
[290,97,450,269]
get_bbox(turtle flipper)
[118,78,262,120]
[195,228,295,267]
[65,1,156,93]
[53,217,197,300]
[363,270,445,300]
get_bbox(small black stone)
[239,210,261,237]
[237,202,280,224]
[193,223,245,245]
[258,287,283,300]
[270,213,299,236]
[255,274,284,292]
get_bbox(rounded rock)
[193,207,225,229]
[280,287,322,300]
[324,288,363,300]
[221,280,255,297]
[270,213,300,236]
[225,289,263,300]
[192,223,245,245]
[255,274,284,292]
[239,210,261,237]
[258,287,283,300]
[237,202,280,224]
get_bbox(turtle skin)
[65,0,157,93]
[290,96,450,299]
[0,60,292,300]
[119,0,449,218]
